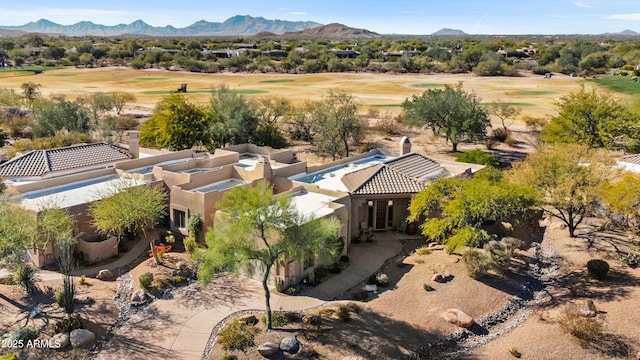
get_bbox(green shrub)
[54,313,83,333]
[55,291,65,307]
[263,311,299,328]
[558,305,603,346]
[217,320,259,351]
[78,275,87,285]
[423,283,434,291]
[221,355,237,360]
[504,136,518,147]
[13,264,38,294]
[462,249,491,279]
[336,305,351,322]
[0,352,19,360]
[509,348,522,358]
[415,246,431,255]
[587,259,609,280]
[183,235,198,258]
[11,326,38,342]
[139,272,154,289]
[620,252,640,268]
[454,149,500,168]
[375,273,389,287]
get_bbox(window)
[174,209,186,228]
[387,200,394,227]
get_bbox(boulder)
[131,289,148,303]
[75,296,94,305]
[96,269,113,280]
[431,273,444,282]
[177,261,189,271]
[51,333,69,350]
[258,342,284,359]
[280,336,300,354]
[240,314,259,326]
[70,329,95,348]
[442,309,474,328]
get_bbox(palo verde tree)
[140,93,207,150]
[309,89,362,160]
[408,168,537,252]
[402,82,490,152]
[0,195,37,268]
[509,144,614,237]
[207,85,260,148]
[540,86,639,152]
[598,172,640,233]
[198,180,341,330]
[89,183,168,264]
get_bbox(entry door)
[375,200,388,230]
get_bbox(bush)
[463,249,491,279]
[375,273,389,287]
[336,305,351,322]
[54,313,83,333]
[504,137,519,147]
[351,290,368,301]
[217,320,259,351]
[78,275,87,285]
[492,127,510,142]
[415,246,431,255]
[423,283,434,291]
[264,311,299,328]
[509,348,522,358]
[454,149,500,168]
[55,291,65,307]
[13,264,38,294]
[587,259,610,280]
[0,352,18,360]
[221,355,237,360]
[558,305,603,346]
[11,326,38,342]
[139,272,154,289]
[620,252,640,268]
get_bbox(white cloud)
[572,2,592,8]
[291,12,308,15]
[607,13,640,20]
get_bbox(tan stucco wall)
[76,237,118,263]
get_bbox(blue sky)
[1,0,638,34]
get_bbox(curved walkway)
[95,236,406,360]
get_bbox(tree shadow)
[487,148,529,168]
[165,275,261,309]
[554,268,640,302]
[94,326,174,359]
[588,333,637,359]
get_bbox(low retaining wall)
[77,236,118,264]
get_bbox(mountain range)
[0,15,322,37]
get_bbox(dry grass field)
[0,67,601,120]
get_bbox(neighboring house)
[618,154,640,173]
[333,50,359,59]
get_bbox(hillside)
[283,23,381,39]
[0,15,322,36]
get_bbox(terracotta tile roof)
[621,154,640,166]
[341,153,449,195]
[0,143,131,178]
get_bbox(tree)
[540,87,638,151]
[109,91,136,115]
[199,181,341,330]
[0,196,37,268]
[140,94,207,150]
[402,82,490,152]
[21,82,40,106]
[207,85,259,148]
[598,172,640,232]
[79,92,114,129]
[255,96,291,149]
[32,95,92,137]
[509,144,614,237]
[488,103,521,132]
[309,90,362,160]
[89,184,168,264]
[408,168,536,252]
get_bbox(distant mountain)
[0,29,25,38]
[0,15,322,36]
[601,29,639,36]
[431,28,467,36]
[284,23,381,39]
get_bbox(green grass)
[590,75,640,95]
[142,89,268,95]
[134,77,169,81]
[47,73,77,77]
[0,66,58,78]
[259,79,294,83]
[511,90,557,96]
[481,102,535,107]
[410,83,446,89]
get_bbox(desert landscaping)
[1,64,640,360]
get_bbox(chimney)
[128,131,140,159]
[399,136,411,155]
